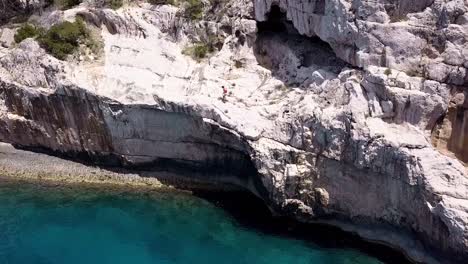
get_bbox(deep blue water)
[0,181,383,264]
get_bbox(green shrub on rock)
[183,0,204,20]
[38,18,90,60]
[182,42,214,61]
[14,24,43,43]
[108,0,124,9]
[234,60,243,68]
[148,0,175,5]
[193,44,209,59]
[147,0,204,20]
[55,0,83,10]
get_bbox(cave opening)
[257,5,292,34]
[254,5,348,88]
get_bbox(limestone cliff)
[0,1,467,263]
[0,0,44,23]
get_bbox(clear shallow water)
[0,181,382,264]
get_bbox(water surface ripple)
[0,181,382,264]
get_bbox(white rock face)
[0,1,467,263]
[254,0,468,86]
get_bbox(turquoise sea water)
[0,181,383,264]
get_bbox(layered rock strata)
[0,1,467,263]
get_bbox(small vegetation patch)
[85,0,125,9]
[182,42,212,61]
[234,60,243,68]
[38,18,90,60]
[193,44,209,58]
[148,0,175,5]
[147,0,205,20]
[14,24,43,43]
[54,0,83,10]
[183,0,204,20]
[14,15,101,61]
[106,0,124,9]
[182,35,224,62]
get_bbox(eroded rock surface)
[255,0,468,86]
[0,0,45,24]
[432,88,468,164]
[0,1,467,263]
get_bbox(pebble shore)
[0,143,166,190]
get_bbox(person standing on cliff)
[221,85,228,102]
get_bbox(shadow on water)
[10,144,415,264]
[194,190,414,264]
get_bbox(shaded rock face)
[0,82,262,193]
[254,0,468,85]
[0,84,114,155]
[255,5,349,88]
[250,114,468,263]
[0,2,467,264]
[432,88,468,163]
[0,0,45,24]
[313,157,452,256]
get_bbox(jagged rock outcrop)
[0,0,45,24]
[254,0,468,86]
[432,87,468,164]
[0,1,467,263]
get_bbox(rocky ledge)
[0,1,467,263]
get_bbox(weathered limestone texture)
[254,0,468,85]
[0,1,467,263]
[432,88,468,164]
[0,0,44,23]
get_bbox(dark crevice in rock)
[256,5,290,33]
[254,5,348,88]
[431,88,468,164]
[384,0,435,22]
